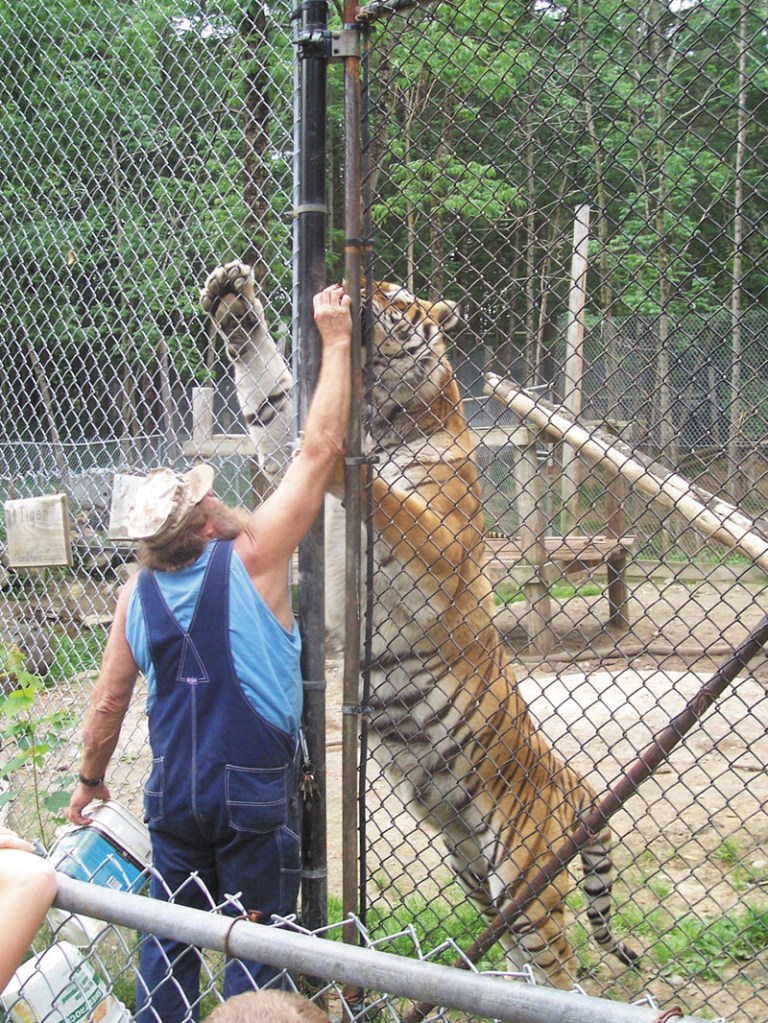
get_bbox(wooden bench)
[485,533,635,623]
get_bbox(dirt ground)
[9,569,768,1021]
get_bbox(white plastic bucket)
[47,800,151,946]
[1,940,131,1023]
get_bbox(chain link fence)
[1,1,767,1022]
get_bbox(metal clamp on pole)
[344,453,379,466]
[331,28,362,60]
[342,702,373,717]
[294,26,332,59]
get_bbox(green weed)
[49,630,105,680]
[649,904,768,981]
[494,581,603,605]
[713,839,741,868]
[0,645,77,843]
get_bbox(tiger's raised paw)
[200,261,266,358]
[200,259,257,313]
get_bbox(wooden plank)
[485,374,768,574]
[471,425,534,449]
[4,493,73,568]
[182,436,256,458]
[561,204,590,528]
[485,534,635,566]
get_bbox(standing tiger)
[201,262,639,987]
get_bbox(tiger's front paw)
[200,260,265,358]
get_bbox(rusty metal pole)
[404,613,768,1023]
[340,0,364,957]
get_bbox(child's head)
[204,991,332,1023]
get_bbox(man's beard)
[210,503,250,540]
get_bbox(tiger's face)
[367,281,461,442]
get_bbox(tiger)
[200,262,639,988]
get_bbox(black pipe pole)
[340,0,363,952]
[295,0,330,937]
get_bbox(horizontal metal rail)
[52,875,714,1023]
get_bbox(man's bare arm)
[234,285,352,600]
[67,578,140,824]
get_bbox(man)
[67,283,352,1023]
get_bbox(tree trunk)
[241,3,271,286]
[727,0,748,502]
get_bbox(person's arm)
[234,284,352,621]
[67,577,140,825]
[0,828,57,989]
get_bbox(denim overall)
[133,541,301,1023]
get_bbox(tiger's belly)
[324,495,453,657]
[325,486,488,834]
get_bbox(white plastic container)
[47,800,152,946]
[1,940,131,1023]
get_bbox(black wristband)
[78,773,104,788]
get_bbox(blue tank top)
[125,541,302,735]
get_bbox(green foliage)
[653,904,768,981]
[0,646,77,843]
[49,630,105,680]
[619,890,768,983]
[362,886,508,971]
[713,839,741,868]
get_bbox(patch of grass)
[713,838,741,868]
[329,887,507,971]
[551,581,602,600]
[494,580,603,606]
[618,902,677,941]
[494,583,526,605]
[647,877,672,900]
[635,902,768,981]
[48,630,105,680]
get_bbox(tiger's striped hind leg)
[446,839,578,988]
[580,829,640,967]
[200,260,294,487]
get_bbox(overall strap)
[136,541,233,687]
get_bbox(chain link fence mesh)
[358,2,768,1021]
[1,1,767,1022]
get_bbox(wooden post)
[602,421,629,630]
[561,204,590,532]
[514,428,554,656]
[191,387,215,447]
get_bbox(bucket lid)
[82,800,152,866]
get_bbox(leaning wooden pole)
[484,374,768,573]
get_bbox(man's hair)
[136,502,249,572]
[203,991,331,1023]
[136,503,209,572]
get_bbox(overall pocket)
[225,763,290,834]
[143,756,165,823]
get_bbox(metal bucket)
[47,800,151,946]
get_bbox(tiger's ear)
[431,301,461,331]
